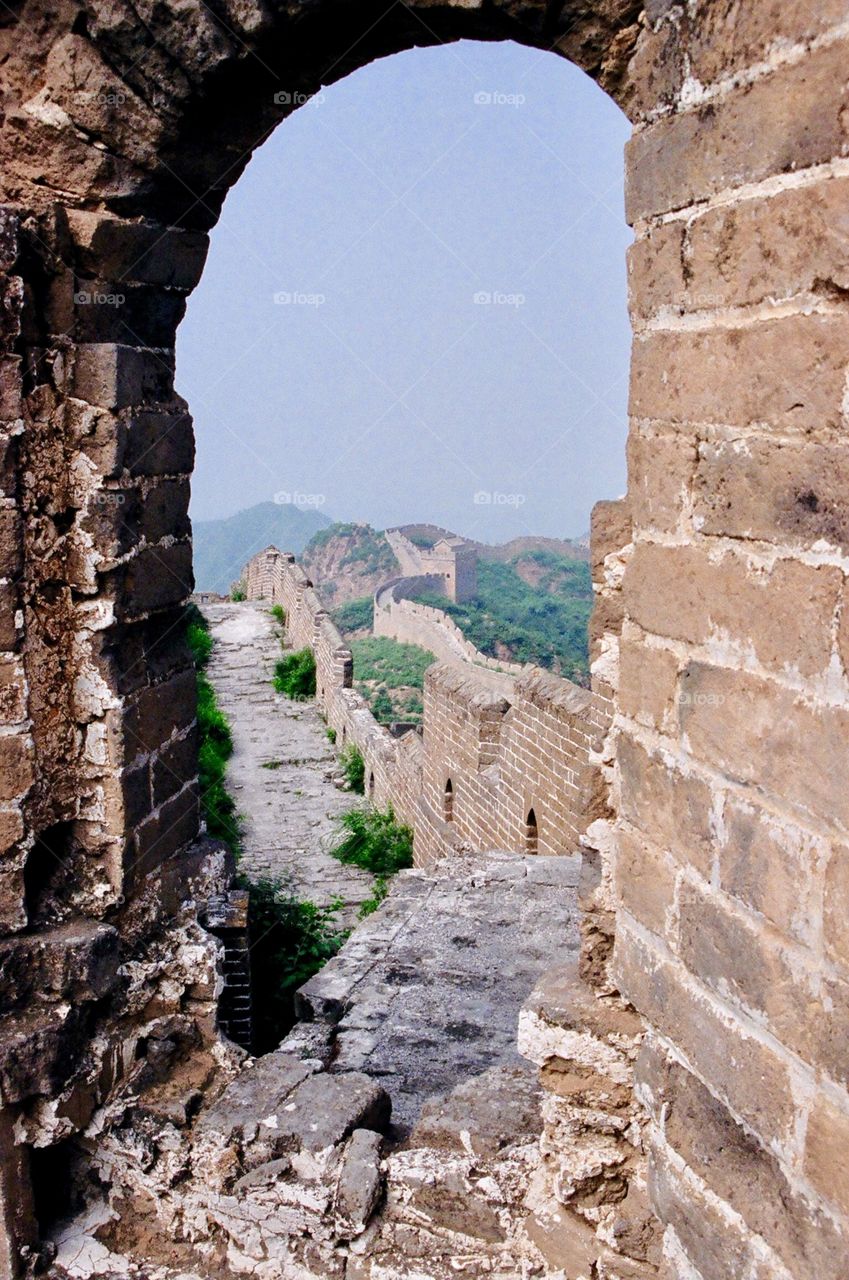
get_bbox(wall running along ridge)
[0,1,847,1276]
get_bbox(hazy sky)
[178,39,632,542]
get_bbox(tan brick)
[615,824,678,937]
[618,633,679,732]
[685,0,849,87]
[625,542,840,677]
[805,1091,849,1218]
[824,844,849,971]
[639,1038,849,1278]
[626,40,849,220]
[719,796,824,948]
[678,662,849,835]
[631,176,849,319]
[0,807,23,856]
[615,919,796,1147]
[677,880,845,1077]
[617,731,714,879]
[0,734,32,803]
[626,429,695,533]
[630,314,849,435]
[695,437,849,551]
[649,1141,760,1280]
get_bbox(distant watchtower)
[422,538,477,603]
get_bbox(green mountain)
[192,501,332,592]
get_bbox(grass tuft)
[330,805,413,877]
[273,647,316,698]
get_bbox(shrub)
[273,648,316,698]
[339,743,365,793]
[270,603,286,625]
[325,727,337,745]
[238,875,346,1053]
[330,805,413,877]
[231,581,247,602]
[369,689,394,724]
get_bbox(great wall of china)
[1,1,848,1277]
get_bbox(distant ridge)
[192,501,332,592]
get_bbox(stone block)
[678,662,849,836]
[333,1128,383,1232]
[71,280,187,346]
[66,211,209,289]
[124,408,195,477]
[804,1091,849,1218]
[73,343,175,410]
[631,315,849,435]
[132,782,199,879]
[824,844,849,972]
[632,175,849,318]
[694,437,849,551]
[124,669,197,758]
[615,920,796,1149]
[626,429,694,533]
[647,1141,761,1280]
[616,732,714,878]
[618,633,679,732]
[151,726,198,807]
[0,734,32,803]
[614,824,677,938]
[111,541,193,617]
[718,795,823,948]
[625,541,840,678]
[0,920,120,1012]
[626,39,849,220]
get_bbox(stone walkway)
[294,849,582,1134]
[201,601,373,922]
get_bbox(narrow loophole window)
[444,779,454,822]
[525,808,538,855]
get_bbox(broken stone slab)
[411,1063,543,1158]
[270,1071,391,1154]
[193,1050,313,1153]
[333,1128,384,1233]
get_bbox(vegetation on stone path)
[330,805,414,878]
[339,744,365,794]
[186,604,240,849]
[186,605,345,1054]
[273,647,317,698]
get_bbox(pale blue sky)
[178,39,632,542]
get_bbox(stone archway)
[1,3,849,1278]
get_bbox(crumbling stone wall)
[1,2,848,1276]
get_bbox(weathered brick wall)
[610,8,849,1275]
[1,2,847,1275]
